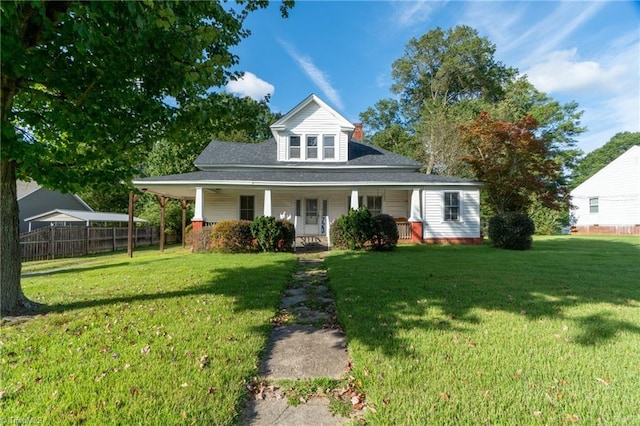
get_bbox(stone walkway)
[240,254,352,425]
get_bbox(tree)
[360,98,419,160]
[0,0,292,316]
[570,131,640,189]
[363,26,517,175]
[144,92,280,177]
[460,112,565,215]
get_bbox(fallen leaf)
[566,413,579,423]
[208,387,215,394]
[368,406,377,413]
[141,345,151,355]
[596,377,611,386]
[181,383,188,388]
[181,411,187,419]
[383,398,390,406]
[130,387,139,396]
[533,411,542,418]
[440,392,450,401]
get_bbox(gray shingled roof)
[193,139,423,169]
[136,169,481,186]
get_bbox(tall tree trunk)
[0,159,26,316]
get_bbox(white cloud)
[502,2,605,61]
[391,0,443,28]
[225,72,274,101]
[524,48,626,93]
[279,40,344,110]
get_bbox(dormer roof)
[270,94,354,136]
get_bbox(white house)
[133,94,483,245]
[570,145,640,235]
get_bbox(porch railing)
[396,221,411,240]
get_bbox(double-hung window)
[589,197,599,213]
[367,196,382,216]
[307,135,318,159]
[289,136,301,159]
[444,192,460,221]
[323,135,335,159]
[240,195,255,221]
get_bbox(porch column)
[264,189,272,217]
[193,187,204,231]
[409,188,423,243]
[179,199,189,248]
[350,189,359,210]
[155,195,168,253]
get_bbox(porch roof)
[134,169,482,199]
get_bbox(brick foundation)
[191,220,204,231]
[573,225,640,236]
[422,237,484,245]
[410,221,423,243]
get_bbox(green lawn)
[325,236,640,424]
[3,238,639,425]
[1,247,297,425]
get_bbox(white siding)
[571,146,640,226]
[383,190,409,218]
[275,102,349,162]
[422,188,481,238]
[203,190,264,222]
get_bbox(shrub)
[277,220,295,252]
[488,213,535,250]
[333,208,374,250]
[189,225,213,253]
[330,220,348,250]
[210,220,255,253]
[371,214,399,251]
[250,216,295,252]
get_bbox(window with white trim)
[289,136,301,159]
[443,192,460,221]
[307,135,318,159]
[589,197,599,214]
[323,135,335,159]
[240,195,255,221]
[367,196,382,216]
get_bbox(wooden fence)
[20,226,165,262]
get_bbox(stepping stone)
[281,294,307,308]
[260,325,348,379]
[241,398,348,425]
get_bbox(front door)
[304,198,319,235]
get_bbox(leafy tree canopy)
[460,112,566,216]
[0,0,292,316]
[570,131,640,189]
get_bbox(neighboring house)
[570,145,640,235]
[133,94,483,244]
[23,209,146,231]
[17,180,93,234]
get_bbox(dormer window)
[307,136,318,159]
[323,135,335,159]
[289,136,301,159]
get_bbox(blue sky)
[224,1,639,153]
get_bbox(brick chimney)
[352,123,364,142]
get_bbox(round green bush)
[210,220,255,253]
[488,213,535,250]
[371,214,399,251]
[249,216,295,252]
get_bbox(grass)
[1,246,297,425]
[325,236,640,424]
[3,237,639,424]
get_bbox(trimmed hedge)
[250,216,295,252]
[488,213,535,250]
[331,209,398,251]
[210,220,255,253]
[371,214,399,251]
